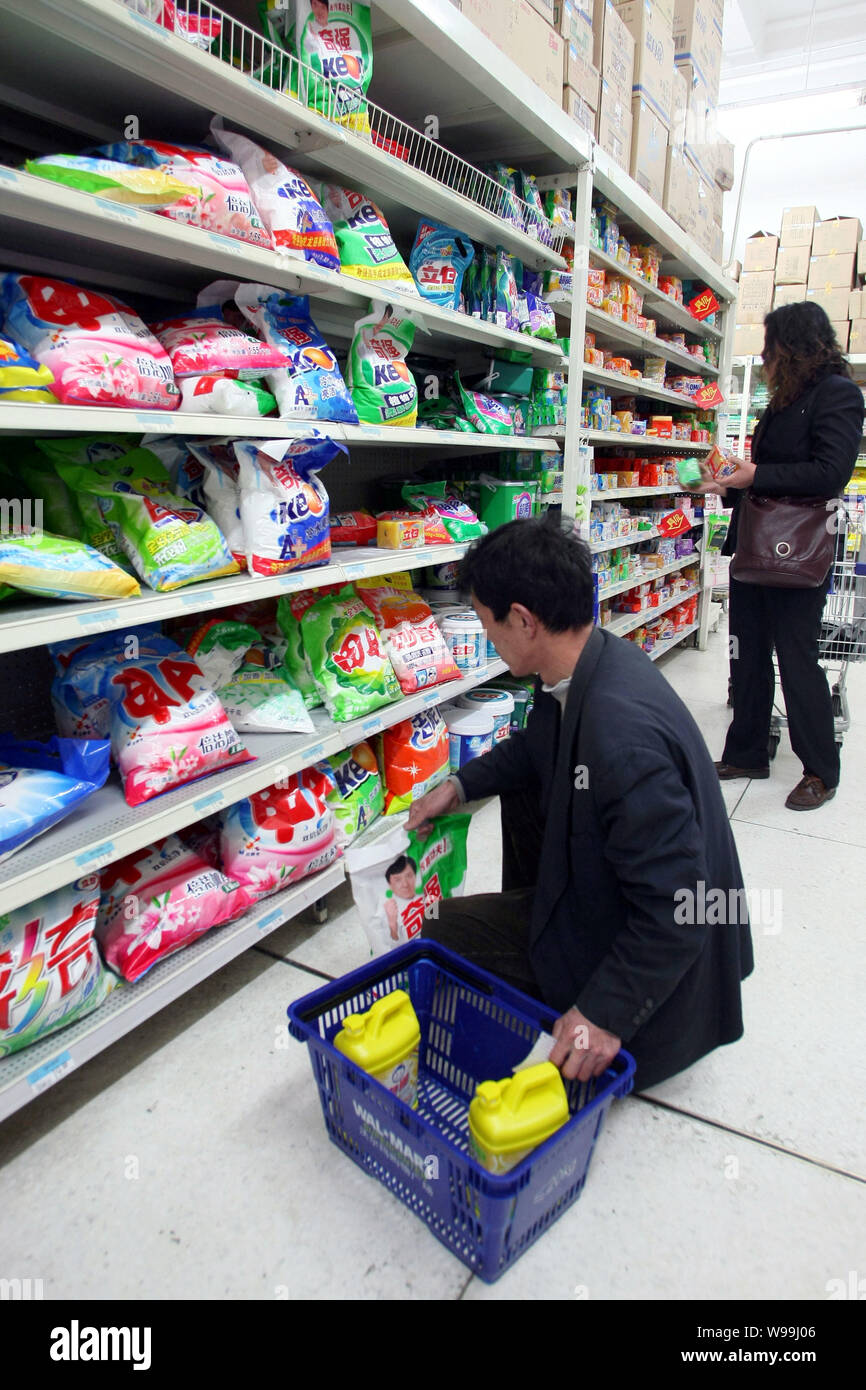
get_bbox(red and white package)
[330,511,378,546]
[150,309,288,378]
[97,834,251,982]
[219,766,340,901]
[355,577,459,695]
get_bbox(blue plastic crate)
[287,940,635,1283]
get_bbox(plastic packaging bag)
[456,373,514,434]
[0,735,111,863]
[409,220,474,308]
[57,449,240,591]
[218,659,315,734]
[1,273,180,410]
[495,248,520,332]
[320,740,383,846]
[210,123,339,269]
[151,306,288,378]
[300,583,401,721]
[179,372,276,416]
[402,480,486,541]
[49,628,164,740]
[24,154,197,206]
[93,140,273,248]
[0,332,56,402]
[330,510,377,546]
[343,810,469,955]
[233,436,342,576]
[347,302,418,426]
[262,0,373,134]
[187,442,245,567]
[319,185,417,293]
[0,875,117,1058]
[220,766,339,901]
[185,618,262,688]
[0,530,141,601]
[378,708,450,815]
[355,577,459,695]
[234,285,358,423]
[276,588,334,709]
[97,835,251,982]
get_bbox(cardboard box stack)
[734,211,865,357]
[451,0,565,104]
[592,1,636,171]
[672,0,728,263]
[559,0,601,135]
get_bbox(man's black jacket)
[457,627,754,1089]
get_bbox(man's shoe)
[715,762,770,780]
[785,775,837,811]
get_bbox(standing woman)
[709,302,864,810]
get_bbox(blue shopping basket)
[287,940,635,1283]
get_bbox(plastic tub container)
[476,477,537,531]
[457,686,514,742]
[441,703,494,770]
[441,612,485,674]
[287,939,635,1283]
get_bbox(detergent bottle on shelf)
[468,1062,569,1174]
[334,989,421,1110]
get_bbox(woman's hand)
[706,458,755,493]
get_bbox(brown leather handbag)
[730,492,837,587]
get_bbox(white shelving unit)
[0,0,737,1111]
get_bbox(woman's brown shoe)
[785,776,837,811]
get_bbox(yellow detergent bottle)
[468,1062,569,1174]
[334,989,421,1109]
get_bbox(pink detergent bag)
[220,766,339,901]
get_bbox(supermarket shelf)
[0,167,565,368]
[0,0,565,272]
[648,621,701,661]
[591,485,681,500]
[607,586,701,638]
[588,245,723,341]
[584,430,713,453]
[0,402,559,452]
[591,521,698,555]
[0,660,509,915]
[582,363,722,411]
[585,308,720,377]
[0,860,346,1121]
[0,543,471,655]
[597,554,698,601]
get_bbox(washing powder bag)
[276,588,334,710]
[233,436,342,576]
[49,628,165,741]
[0,735,111,863]
[0,530,140,602]
[402,481,486,542]
[330,510,377,546]
[265,1,373,133]
[97,835,251,983]
[25,154,197,206]
[211,125,339,270]
[1,273,180,410]
[456,373,513,435]
[218,662,315,734]
[57,450,240,592]
[220,766,339,901]
[234,285,358,423]
[0,876,117,1058]
[185,618,262,688]
[320,740,383,846]
[379,708,450,816]
[93,140,273,248]
[150,306,288,379]
[319,185,416,292]
[409,220,474,309]
[300,583,401,721]
[347,302,418,427]
[187,442,245,567]
[0,332,56,402]
[344,810,469,956]
[179,372,276,416]
[355,577,459,695]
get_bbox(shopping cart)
[767,498,866,758]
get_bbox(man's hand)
[406,779,460,838]
[549,1007,621,1083]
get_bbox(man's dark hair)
[457,514,594,630]
[763,301,849,411]
[385,854,417,882]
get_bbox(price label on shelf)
[75,840,116,869]
[0,166,19,184]
[134,414,174,432]
[93,197,140,225]
[362,715,383,734]
[27,1051,76,1096]
[306,742,325,760]
[77,609,120,627]
[193,790,224,813]
[181,590,215,606]
[255,907,285,933]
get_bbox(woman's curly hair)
[762,301,849,411]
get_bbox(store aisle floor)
[1,625,864,1301]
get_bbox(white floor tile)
[462,1099,865,1301]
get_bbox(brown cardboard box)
[592,0,635,102]
[779,205,819,249]
[831,321,850,352]
[710,135,734,191]
[556,0,595,41]
[565,31,601,107]
[849,318,866,354]
[669,65,688,147]
[859,241,866,277]
[743,233,778,274]
[614,1,675,126]
[563,84,597,132]
[596,79,633,168]
[693,173,715,255]
[736,271,775,324]
[733,324,765,356]
[663,145,696,235]
[454,0,565,104]
[812,217,863,258]
[774,245,810,286]
[673,0,721,102]
[807,253,856,292]
[849,288,863,320]
[773,284,808,309]
[709,220,723,265]
[630,95,668,202]
[527,0,556,19]
[805,287,851,321]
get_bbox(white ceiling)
[720,0,866,107]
